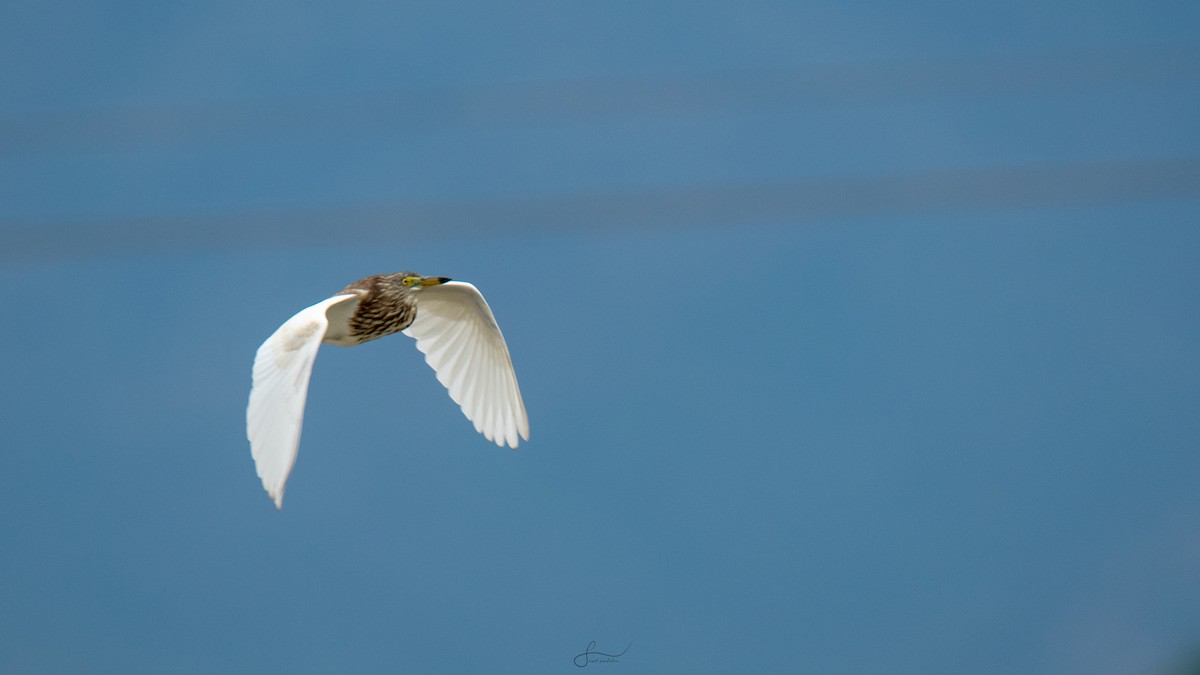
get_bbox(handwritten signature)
[574,641,631,667]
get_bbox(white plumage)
[247,278,528,509]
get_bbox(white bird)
[247,272,529,508]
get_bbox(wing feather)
[403,281,529,448]
[247,294,359,508]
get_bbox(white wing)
[403,281,529,448]
[247,294,359,509]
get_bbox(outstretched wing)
[247,294,360,509]
[404,281,529,448]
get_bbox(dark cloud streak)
[4,156,1197,264]
[2,47,1196,154]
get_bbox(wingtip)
[507,427,527,450]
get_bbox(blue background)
[2,2,1199,673]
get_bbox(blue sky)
[2,2,1199,673]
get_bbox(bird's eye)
[402,277,416,287]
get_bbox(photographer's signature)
[574,641,630,667]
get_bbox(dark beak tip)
[438,277,452,284]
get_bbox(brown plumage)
[337,272,421,345]
[315,271,453,346]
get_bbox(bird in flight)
[247,272,529,508]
